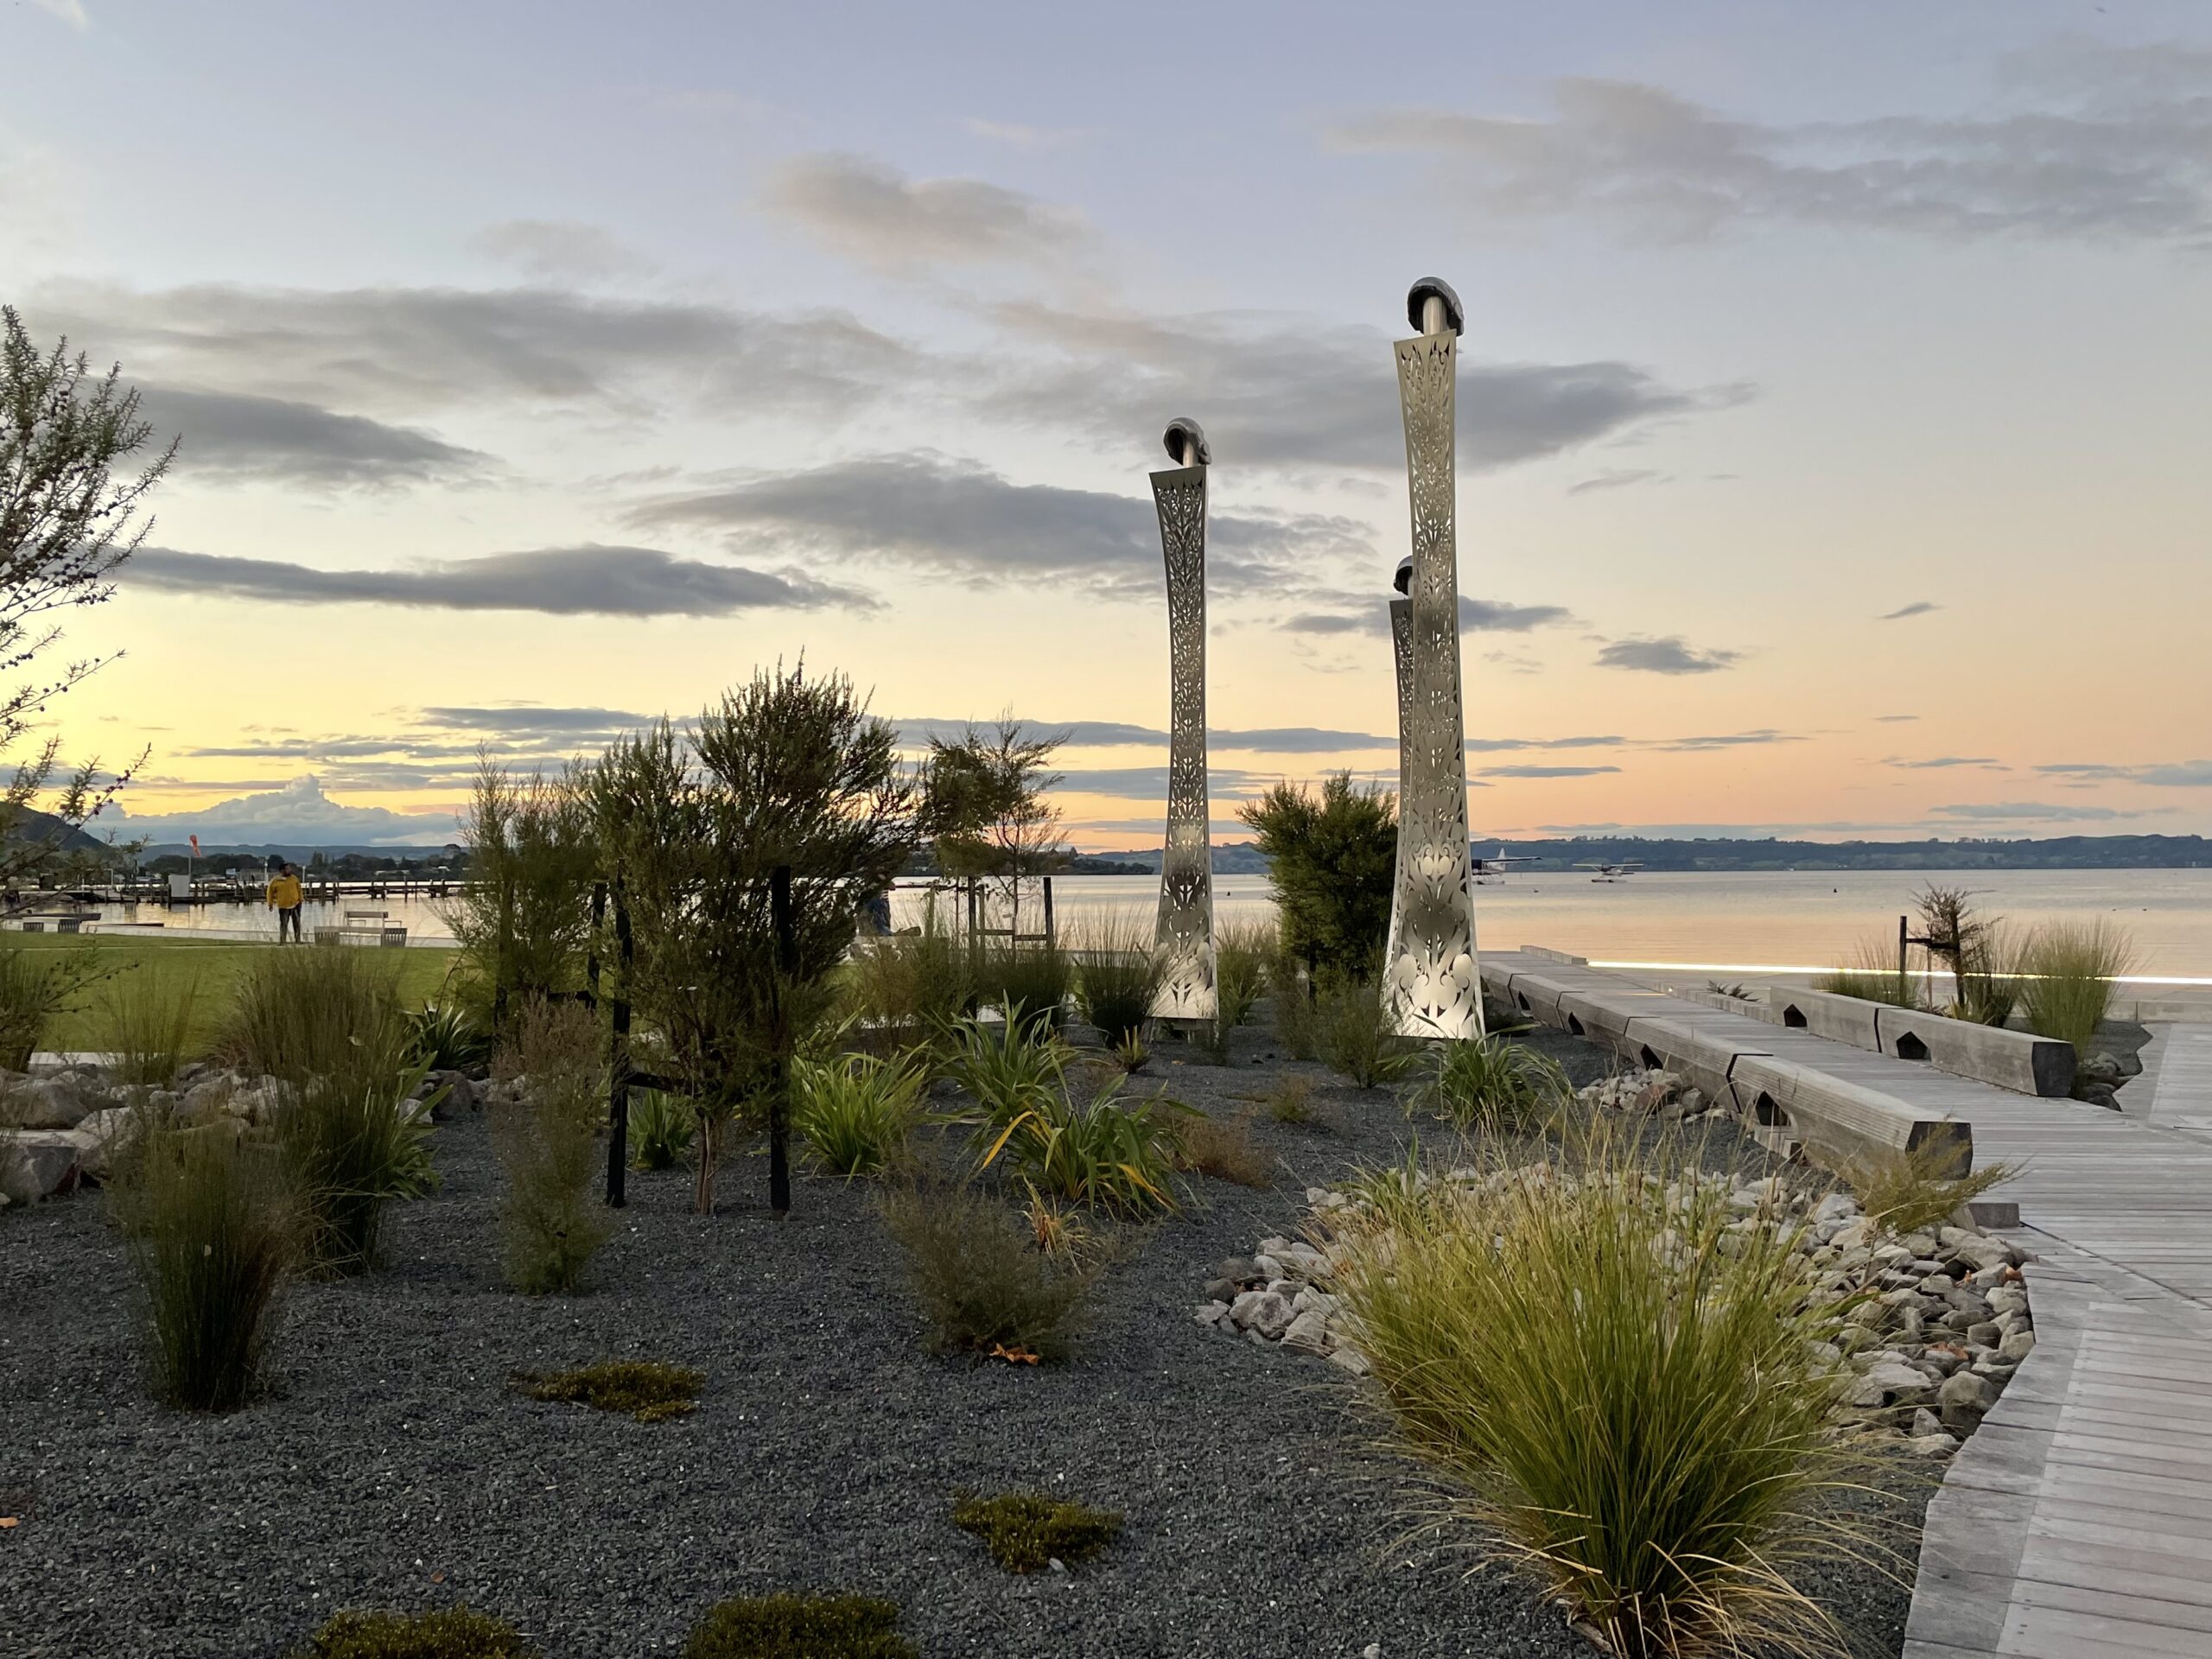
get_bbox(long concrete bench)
[1763,987,2075,1098]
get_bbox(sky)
[3,0,2209,849]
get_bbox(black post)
[605,884,632,1208]
[768,864,796,1217]
[585,879,607,1011]
[1042,874,1055,951]
[1897,912,1909,988]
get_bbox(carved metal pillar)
[1386,280,1482,1039]
[1382,558,1414,998]
[1151,417,1217,1021]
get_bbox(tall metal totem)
[1382,556,1414,994]
[1385,279,1483,1039]
[1151,416,1217,1021]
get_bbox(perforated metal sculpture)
[1385,281,1482,1039]
[1382,556,1414,999]
[1151,417,1217,1021]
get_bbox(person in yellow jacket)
[265,862,304,943]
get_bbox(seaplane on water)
[1471,846,1534,886]
[1574,860,1644,883]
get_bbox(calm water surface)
[65,868,2212,979]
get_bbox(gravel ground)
[0,1025,1929,1659]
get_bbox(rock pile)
[1197,1168,2034,1459]
[1575,1066,1727,1123]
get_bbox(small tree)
[0,305,174,883]
[921,717,1066,944]
[443,750,598,1028]
[1239,772,1396,982]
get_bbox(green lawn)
[3,933,463,1056]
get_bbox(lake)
[60,867,2212,981]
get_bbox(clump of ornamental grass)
[490,998,612,1294]
[515,1358,702,1422]
[950,1489,1123,1573]
[292,1605,537,1658]
[941,1004,1066,1125]
[1171,1109,1274,1188]
[1813,935,1925,1009]
[111,1125,301,1412]
[1328,1130,1885,1659]
[2019,917,2139,1053]
[99,966,201,1088]
[405,1001,493,1072]
[218,941,410,1079]
[1068,908,1160,1050]
[1213,916,1273,1032]
[976,1074,1188,1214]
[1315,976,1415,1089]
[274,1060,437,1276]
[974,943,1071,1037]
[880,1179,1098,1362]
[791,1050,926,1179]
[1408,1033,1570,1135]
[1836,1139,2016,1237]
[843,898,972,1042]
[1267,955,1319,1062]
[626,1088,695,1170]
[1262,1073,1321,1127]
[683,1594,915,1659]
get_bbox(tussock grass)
[1839,1141,2015,1236]
[490,999,611,1294]
[1408,1033,1569,1135]
[1067,907,1160,1050]
[1172,1109,1274,1188]
[880,1180,1097,1361]
[843,897,972,1040]
[1329,1133,1884,1658]
[292,1606,537,1658]
[950,1489,1123,1573]
[1315,977,1414,1089]
[517,1358,702,1422]
[1268,956,1319,1061]
[99,967,201,1088]
[792,1051,925,1179]
[111,1126,300,1411]
[942,1006,1065,1125]
[2020,917,2139,1053]
[973,943,1071,1036]
[219,942,411,1081]
[1813,935,1924,1009]
[1212,916,1274,1032]
[683,1594,915,1659]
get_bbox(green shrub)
[1171,1110,1273,1188]
[792,1052,925,1179]
[843,897,972,1040]
[0,944,98,1070]
[1267,956,1319,1062]
[1410,1033,1569,1134]
[406,1001,492,1071]
[99,966,200,1088]
[1212,917,1273,1031]
[950,1489,1123,1573]
[1315,977,1414,1089]
[627,1088,696,1170]
[1238,773,1395,980]
[517,1358,702,1422]
[1262,1074,1319,1126]
[1837,1141,2014,1236]
[293,1606,534,1658]
[1330,1136,1872,1658]
[112,1126,299,1411]
[1069,909,1160,1049]
[942,1006,1065,1125]
[973,944,1071,1035]
[274,1063,437,1276]
[880,1181,1097,1361]
[2020,917,2139,1053]
[684,1595,915,1659]
[293,1606,535,1658]
[490,999,612,1294]
[978,1076,1187,1214]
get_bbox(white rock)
[1908,1433,1957,1459]
[1281,1309,1332,1356]
[0,1128,86,1202]
[1327,1346,1371,1377]
[1193,1300,1230,1327]
[1230,1288,1295,1340]
[1999,1330,2037,1363]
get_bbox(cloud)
[1281,594,1573,636]
[628,452,1365,594]
[763,152,1094,269]
[29,0,88,26]
[1878,601,1942,620]
[108,775,457,846]
[981,300,1744,473]
[127,544,872,618]
[1594,634,1743,674]
[1927,800,2154,823]
[1885,755,2000,769]
[470,219,652,282]
[24,280,910,423]
[1478,764,1623,779]
[1874,714,1921,723]
[2035,759,2212,787]
[419,705,654,737]
[137,385,486,487]
[1567,468,1664,495]
[1326,44,2212,245]
[1054,766,1269,799]
[1648,729,1804,752]
[2140,761,2212,787]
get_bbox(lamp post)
[1385,279,1482,1040]
[1150,416,1217,1023]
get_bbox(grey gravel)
[0,1023,1928,1657]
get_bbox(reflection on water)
[56,867,2212,978]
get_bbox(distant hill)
[5,807,109,854]
[1081,834,2212,874]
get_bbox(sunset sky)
[5,1,2209,849]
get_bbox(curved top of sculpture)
[1162,416,1211,467]
[1405,276,1465,337]
[1393,554,1414,596]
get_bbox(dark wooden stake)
[585,879,607,1011]
[768,864,796,1217]
[605,882,632,1208]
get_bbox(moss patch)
[294,1606,535,1658]
[950,1488,1124,1573]
[683,1594,916,1659]
[514,1359,702,1423]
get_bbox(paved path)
[1483,951,2212,1657]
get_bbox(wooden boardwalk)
[1483,951,2212,1656]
